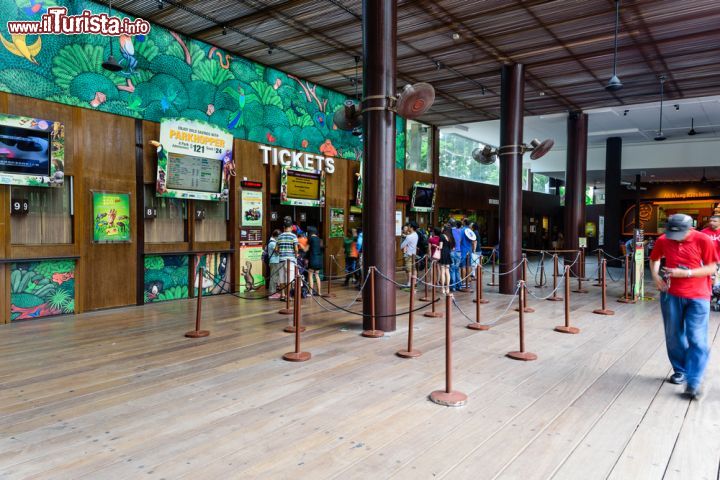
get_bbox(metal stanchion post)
[594,249,603,286]
[507,281,537,361]
[618,253,636,303]
[547,254,563,302]
[473,262,489,305]
[419,255,430,302]
[468,263,489,331]
[362,267,384,337]
[535,254,546,288]
[555,265,580,334]
[593,259,615,315]
[515,255,535,313]
[430,294,467,407]
[185,267,210,338]
[488,250,499,286]
[283,265,311,361]
[397,274,421,358]
[425,261,443,318]
[322,255,335,298]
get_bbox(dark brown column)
[362,0,397,331]
[499,64,525,295]
[563,111,588,274]
[604,137,622,256]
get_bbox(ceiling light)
[539,91,545,96]
[222,26,227,35]
[267,44,273,55]
[434,60,442,70]
[452,32,460,40]
[157,0,164,10]
[587,128,639,136]
[623,109,629,116]
[605,0,623,92]
[674,104,679,110]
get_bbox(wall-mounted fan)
[333,100,363,133]
[526,138,555,160]
[393,82,436,119]
[472,145,499,165]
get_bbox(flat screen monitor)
[411,182,435,212]
[165,152,223,194]
[286,169,321,201]
[0,125,51,176]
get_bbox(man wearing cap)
[650,213,718,399]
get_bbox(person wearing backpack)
[415,224,428,273]
[266,229,281,299]
[400,222,419,288]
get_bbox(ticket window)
[10,181,73,245]
[144,184,186,243]
[194,200,228,242]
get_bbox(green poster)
[634,242,644,299]
[92,192,131,242]
[330,208,344,238]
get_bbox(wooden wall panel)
[75,110,137,311]
[324,157,349,270]
[142,121,159,182]
[235,139,266,184]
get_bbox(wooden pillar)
[604,137,622,257]
[563,111,588,274]
[499,64,524,295]
[362,0,397,331]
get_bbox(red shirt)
[650,229,718,299]
[700,226,720,259]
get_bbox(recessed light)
[452,32,460,40]
[539,91,545,96]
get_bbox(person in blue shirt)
[459,218,477,286]
[450,219,463,292]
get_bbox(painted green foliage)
[396,116,406,170]
[144,255,189,303]
[0,0,370,160]
[195,253,229,297]
[10,260,75,321]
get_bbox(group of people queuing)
[400,218,480,295]
[265,216,324,301]
[343,228,363,288]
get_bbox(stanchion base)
[320,293,336,298]
[396,349,422,358]
[429,390,467,407]
[487,282,499,287]
[282,351,311,362]
[572,288,589,294]
[283,325,307,333]
[507,351,538,361]
[514,307,535,313]
[593,309,615,316]
[467,322,490,331]
[617,297,636,304]
[424,311,444,318]
[593,283,602,287]
[185,330,210,338]
[361,329,384,338]
[472,298,489,304]
[534,284,547,289]
[547,297,563,302]
[554,325,580,334]
[419,297,430,302]
[278,308,293,315]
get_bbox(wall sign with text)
[156,118,234,202]
[92,192,131,243]
[280,165,326,207]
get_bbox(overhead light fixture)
[700,168,708,183]
[654,75,667,141]
[452,32,460,40]
[222,26,227,35]
[267,44,273,55]
[688,118,698,136]
[623,109,629,116]
[587,128,639,136]
[605,0,623,92]
[101,0,122,72]
[434,60,442,71]
[157,0,164,10]
[674,104,679,111]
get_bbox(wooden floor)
[1,267,719,480]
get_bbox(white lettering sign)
[259,144,335,174]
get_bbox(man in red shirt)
[701,214,720,287]
[650,214,718,399]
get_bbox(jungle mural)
[195,252,230,297]
[144,255,189,303]
[10,259,75,321]
[0,0,372,161]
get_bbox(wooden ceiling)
[115,0,720,126]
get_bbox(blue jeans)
[660,292,710,389]
[450,251,461,291]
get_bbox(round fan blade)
[529,138,554,160]
[396,83,435,119]
[333,101,361,131]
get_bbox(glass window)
[11,181,72,244]
[405,120,430,173]
[439,131,499,185]
[144,184,186,243]
[532,173,550,193]
[194,200,228,242]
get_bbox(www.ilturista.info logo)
[7,7,150,36]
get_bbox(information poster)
[395,210,403,236]
[156,118,234,201]
[598,215,605,246]
[92,192,131,242]
[634,242,645,299]
[239,246,265,293]
[242,190,263,227]
[280,166,326,207]
[330,208,344,238]
[0,114,64,188]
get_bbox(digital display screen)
[413,186,435,208]
[0,125,51,176]
[165,152,222,193]
[286,169,320,200]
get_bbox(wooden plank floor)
[0,266,718,480]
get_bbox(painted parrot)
[223,86,245,130]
